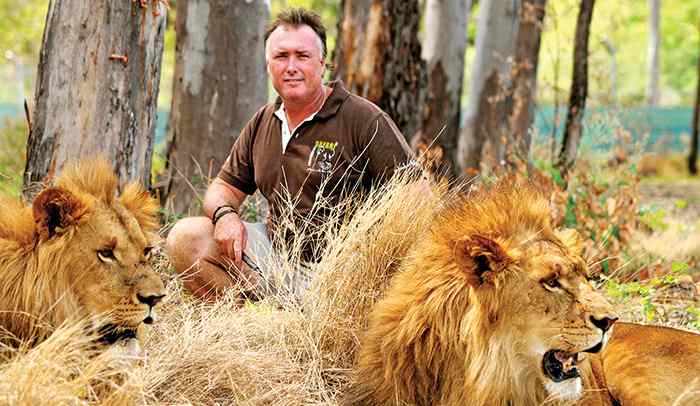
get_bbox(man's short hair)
[264,8,327,59]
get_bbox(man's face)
[266,24,325,107]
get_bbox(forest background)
[0,1,699,403]
[0,0,699,310]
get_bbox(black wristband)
[212,205,238,225]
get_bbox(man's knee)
[165,217,213,274]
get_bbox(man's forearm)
[202,178,248,218]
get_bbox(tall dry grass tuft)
[0,320,146,405]
[0,168,447,404]
[142,168,447,404]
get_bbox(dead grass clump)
[0,320,146,405]
[0,168,446,404]
[142,168,446,404]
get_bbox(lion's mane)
[347,182,582,405]
[0,159,160,348]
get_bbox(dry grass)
[0,168,448,405]
[1,163,697,404]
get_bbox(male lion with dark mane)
[347,182,700,405]
[0,158,166,354]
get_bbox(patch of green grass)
[638,204,669,232]
[0,117,27,196]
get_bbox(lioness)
[347,182,700,405]
[0,158,166,353]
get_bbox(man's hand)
[213,212,247,269]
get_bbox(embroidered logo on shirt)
[307,140,338,174]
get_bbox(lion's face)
[63,199,166,333]
[29,173,167,343]
[350,185,620,406]
[486,234,618,399]
[0,159,166,350]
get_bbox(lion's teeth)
[554,351,576,371]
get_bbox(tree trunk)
[333,0,426,139]
[690,43,700,176]
[507,0,547,170]
[556,0,595,175]
[600,37,618,105]
[163,0,268,215]
[645,0,661,107]
[419,0,471,179]
[24,0,166,193]
[458,0,521,174]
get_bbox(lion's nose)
[137,293,165,308]
[590,315,618,332]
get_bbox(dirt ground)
[615,178,700,329]
[639,178,700,221]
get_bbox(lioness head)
[0,158,166,348]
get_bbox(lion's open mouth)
[542,350,580,382]
[97,324,138,345]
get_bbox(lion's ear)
[33,187,87,240]
[461,235,514,288]
[556,228,584,257]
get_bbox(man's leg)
[165,217,261,303]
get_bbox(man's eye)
[97,249,116,262]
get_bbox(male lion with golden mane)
[347,182,700,405]
[0,158,166,353]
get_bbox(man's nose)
[285,57,298,72]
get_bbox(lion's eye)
[97,249,116,262]
[542,277,562,291]
[144,246,153,259]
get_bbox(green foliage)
[271,0,339,53]
[0,0,47,59]
[661,2,700,103]
[539,0,700,105]
[0,117,26,195]
[674,199,688,210]
[604,260,695,324]
[563,195,577,228]
[0,0,48,102]
[687,307,700,330]
[638,204,669,232]
[159,207,184,226]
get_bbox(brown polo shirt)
[218,81,413,253]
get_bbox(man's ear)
[33,187,87,241]
[556,228,584,257]
[459,234,514,288]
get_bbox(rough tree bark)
[507,0,547,170]
[24,0,166,192]
[690,44,700,175]
[646,0,661,107]
[418,0,471,178]
[163,0,268,214]
[333,0,426,139]
[459,0,545,174]
[557,0,596,175]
